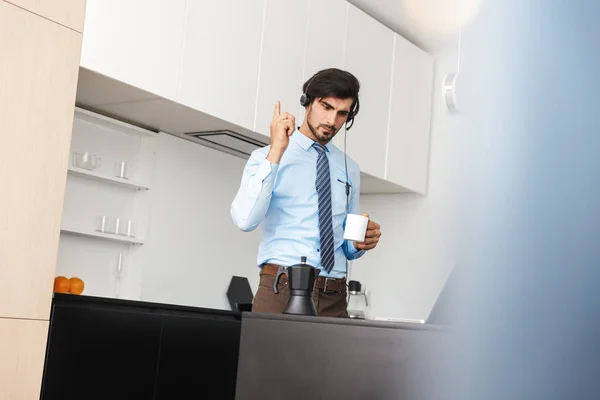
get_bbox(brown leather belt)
[261,264,346,293]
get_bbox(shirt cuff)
[346,240,366,260]
[256,156,277,180]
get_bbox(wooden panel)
[0,318,50,400]
[0,1,83,320]
[4,0,86,32]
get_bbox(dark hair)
[301,68,360,127]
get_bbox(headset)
[299,70,360,130]
[300,70,359,276]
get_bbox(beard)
[307,108,339,144]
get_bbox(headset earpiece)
[299,92,310,107]
[300,73,318,107]
[345,98,358,130]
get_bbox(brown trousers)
[252,270,349,318]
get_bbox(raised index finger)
[273,100,281,119]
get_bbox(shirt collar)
[294,127,334,153]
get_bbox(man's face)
[306,97,354,144]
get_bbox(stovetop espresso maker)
[273,256,319,316]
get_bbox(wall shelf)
[60,227,145,245]
[74,106,159,138]
[67,166,150,190]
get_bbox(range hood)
[184,129,268,158]
[75,68,269,160]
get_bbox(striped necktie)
[313,143,335,273]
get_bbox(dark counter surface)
[54,293,446,331]
[51,292,241,318]
[237,310,453,400]
[243,309,447,331]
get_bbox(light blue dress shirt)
[231,128,365,278]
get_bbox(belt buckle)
[323,277,336,293]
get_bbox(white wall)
[137,133,262,309]
[56,116,154,301]
[350,47,467,320]
[56,115,262,311]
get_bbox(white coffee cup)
[344,214,369,243]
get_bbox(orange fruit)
[68,277,85,295]
[53,276,70,293]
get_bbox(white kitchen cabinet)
[178,1,265,132]
[78,0,434,194]
[386,34,434,194]
[343,4,394,180]
[254,0,309,137]
[80,0,186,101]
[303,0,347,81]
[304,0,348,145]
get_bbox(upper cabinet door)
[303,0,346,80]
[80,0,186,100]
[343,4,394,180]
[254,0,309,137]
[303,0,347,149]
[179,1,265,132]
[386,34,434,194]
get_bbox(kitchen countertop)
[53,293,446,331]
[51,293,242,318]
[243,310,447,331]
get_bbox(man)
[231,68,381,317]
